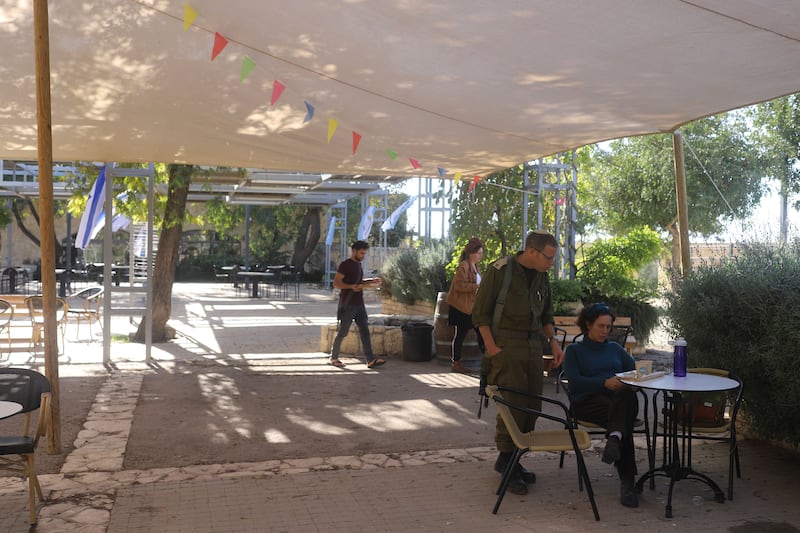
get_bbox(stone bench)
[320,314,432,359]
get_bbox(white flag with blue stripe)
[75,166,107,249]
[381,196,416,231]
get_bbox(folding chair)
[0,368,52,524]
[485,384,599,520]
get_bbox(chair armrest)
[486,384,572,427]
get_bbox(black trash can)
[401,322,434,362]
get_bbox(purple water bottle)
[670,337,687,377]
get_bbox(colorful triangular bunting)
[387,149,398,160]
[437,167,447,177]
[468,175,482,192]
[183,4,198,31]
[409,158,422,169]
[454,172,463,185]
[240,56,256,82]
[303,101,315,123]
[352,132,362,155]
[327,118,338,143]
[270,80,286,106]
[211,32,229,61]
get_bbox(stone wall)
[380,294,435,317]
[320,314,434,359]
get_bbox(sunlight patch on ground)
[263,429,291,443]
[197,373,252,439]
[343,399,459,432]
[409,372,479,390]
[285,409,356,436]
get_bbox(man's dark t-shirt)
[338,258,364,307]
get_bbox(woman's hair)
[576,302,616,332]
[458,237,483,261]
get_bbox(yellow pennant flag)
[454,172,463,185]
[183,4,198,31]
[327,118,338,143]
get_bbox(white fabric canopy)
[2,0,800,177]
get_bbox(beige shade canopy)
[1,0,800,179]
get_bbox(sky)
[399,176,800,244]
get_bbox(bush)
[380,241,453,305]
[550,278,585,315]
[666,241,800,447]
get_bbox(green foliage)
[576,227,662,342]
[380,240,454,305]
[585,114,766,237]
[666,241,800,446]
[577,227,662,300]
[550,278,585,315]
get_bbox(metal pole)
[673,131,691,277]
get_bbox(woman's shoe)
[452,360,469,373]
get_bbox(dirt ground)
[124,358,493,470]
[0,375,104,475]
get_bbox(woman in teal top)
[563,302,640,508]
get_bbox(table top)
[0,400,23,419]
[236,271,276,278]
[620,372,738,393]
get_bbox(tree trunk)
[133,164,192,343]
[290,207,321,270]
[11,198,64,262]
[666,220,682,290]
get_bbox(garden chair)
[485,384,599,520]
[0,368,52,524]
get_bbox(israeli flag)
[325,215,337,246]
[381,196,416,231]
[357,205,376,240]
[75,166,107,249]
[75,166,132,249]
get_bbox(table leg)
[251,279,259,298]
[636,390,726,518]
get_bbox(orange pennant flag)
[454,172,463,185]
[270,80,286,106]
[183,4,198,31]
[327,118,338,143]
[352,131,362,155]
[468,175,482,192]
[409,158,422,170]
[211,32,228,61]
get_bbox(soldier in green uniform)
[473,230,564,496]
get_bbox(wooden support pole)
[673,131,691,278]
[34,0,61,452]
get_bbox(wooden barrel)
[433,292,482,371]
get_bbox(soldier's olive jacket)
[472,252,554,334]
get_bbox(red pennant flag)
[270,80,286,106]
[468,175,482,192]
[211,32,228,61]
[409,158,422,169]
[352,131,362,155]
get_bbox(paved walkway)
[1,283,799,532]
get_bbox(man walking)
[472,230,564,495]
[329,240,386,369]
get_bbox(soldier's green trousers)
[486,335,544,453]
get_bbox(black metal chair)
[0,368,52,524]
[485,384,599,521]
[0,299,13,358]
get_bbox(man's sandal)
[328,359,346,368]
[366,358,386,369]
